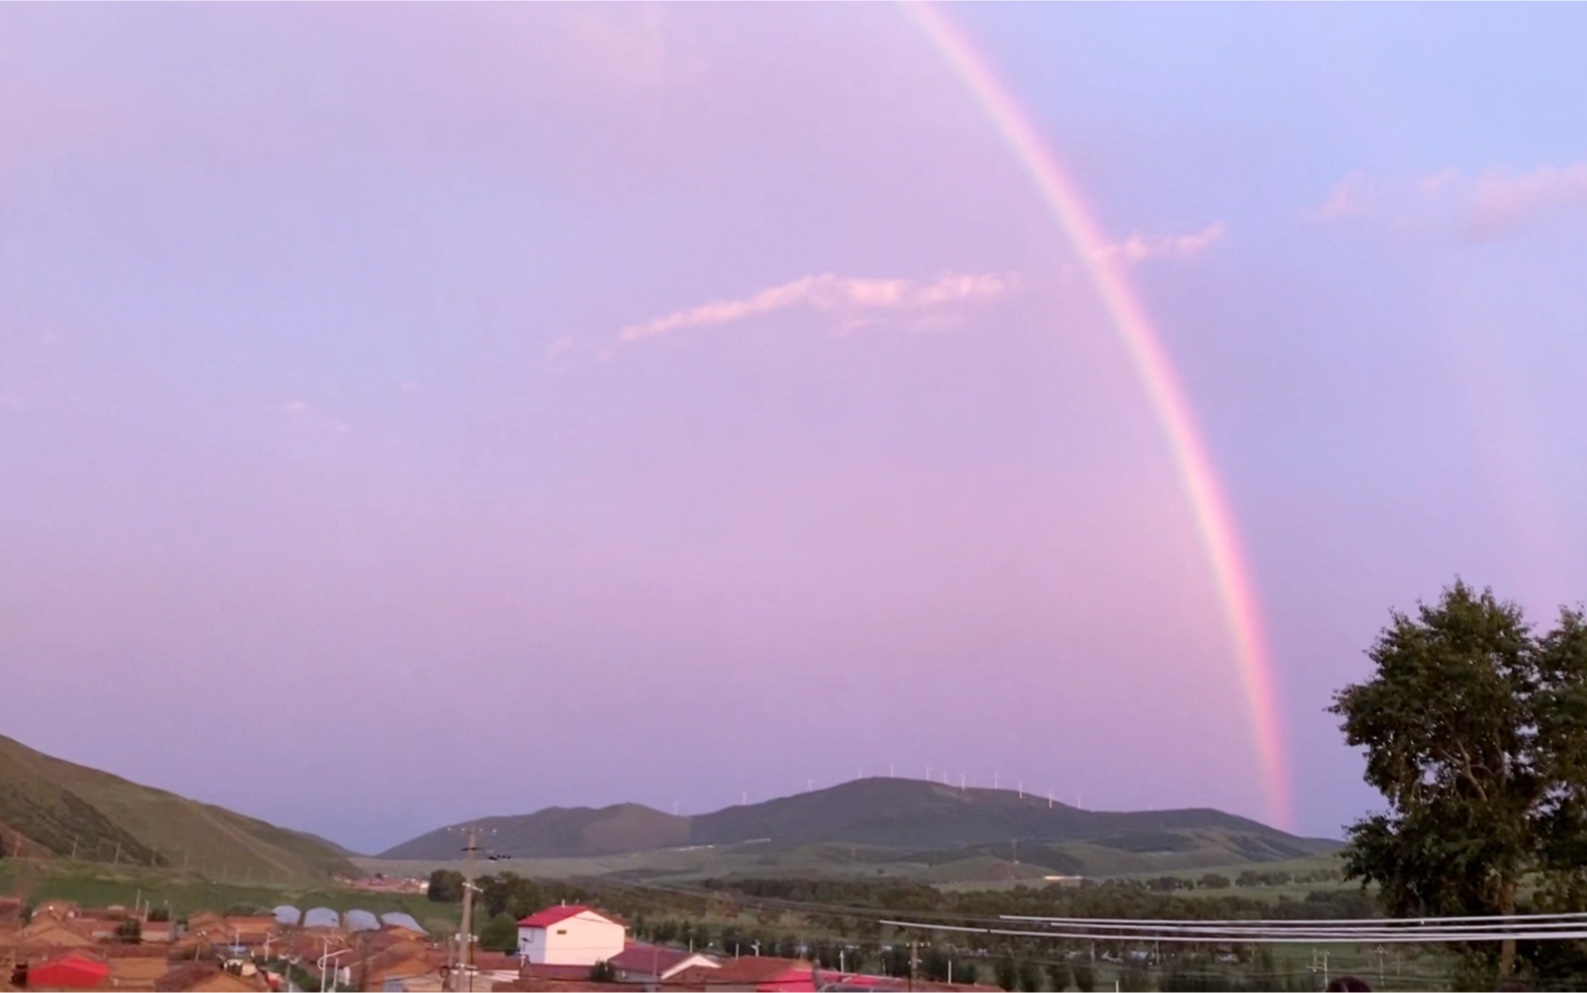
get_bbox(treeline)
[710,876,1374,924]
[1141,867,1343,892]
[422,869,1382,989]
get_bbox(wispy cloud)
[1306,172,1374,223]
[614,271,1018,348]
[1095,223,1226,265]
[1465,162,1587,240]
[1309,161,1587,241]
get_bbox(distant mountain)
[379,778,1337,868]
[0,734,358,880]
[381,802,689,861]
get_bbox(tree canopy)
[1331,579,1587,986]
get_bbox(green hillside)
[378,777,1339,878]
[381,802,689,861]
[0,735,357,882]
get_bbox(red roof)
[515,904,614,929]
[608,943,697,975]
[30,953,111,990]
[670,957,813,991]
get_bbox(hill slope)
[380,777,1337,873]
[0,735,358,881]
[381,803,689,861]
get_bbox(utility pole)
[908,940,919,992]
[455,826,482,993]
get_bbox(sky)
[4,4,1587,855]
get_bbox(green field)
[0,859,459,934]
[359,844,1346,892]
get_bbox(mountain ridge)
[379,778,1337,869]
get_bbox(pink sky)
[4,4,1587,851]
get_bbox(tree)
[1045,959,1072,991]
[589,960,616,983]
[994,958,1018,991]
[1330,580,1587,985]
[427,869,464,903]
[1071,960,1096,992]
[477,913,518,953]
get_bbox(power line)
[882,917,1587,945]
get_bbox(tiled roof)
[671,956,812,987]
[609,943,696,975]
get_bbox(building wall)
[517,914,624,965]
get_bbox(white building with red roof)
[514,904,625,966]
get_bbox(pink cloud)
[1306,171,1373,223]
[1095,223,1226,265]
[1309,161,1587,241]
[615,270,1018,346]
[1465,162,1587,239]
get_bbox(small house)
[514,906,624,967]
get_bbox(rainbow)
[903,3,1293,830]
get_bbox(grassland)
[0,859,459,935]
[0,735,357,882]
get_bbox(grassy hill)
[381,802,689,861]
[378,777,1338,879]
[0,734,357,882]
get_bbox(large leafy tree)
[1330,580,1587,985]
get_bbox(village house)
[359,946,440,992]
[32,900,80,920]
[74,913,128,942]
[154,961,269,993]
[140,921,175,945]
[18,914,95,950]
[108,954,180,991]
[514,906,624,967]
[607,943,720,984]
[183,913,226,940]
[509,963,593,984]
[0,898,21,933]
[25,951,112,992]
[219,918,277,948]
[668,956,817,992]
